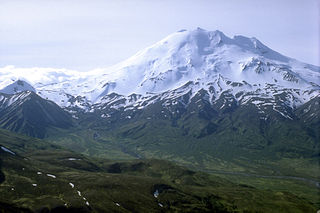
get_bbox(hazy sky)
[0,0,319,70]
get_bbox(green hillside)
[47,94,320,181]
[0,129,318,212]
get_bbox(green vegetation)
[0,92,72,138]
[0,129,318,212]
[0,92,319,212]
[45,96,320,181]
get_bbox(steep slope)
[0,91,73,138]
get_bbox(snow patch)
[154,190,159,198]
[67,158,79,161]
[0,146,15,155]
[46,174,56,178]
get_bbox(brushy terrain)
[0,129,318,212]
[0,130,319,212]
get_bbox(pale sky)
[0,0,319,71]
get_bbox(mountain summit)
[0,80,35,94]
[91,28,318,97]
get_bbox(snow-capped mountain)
[0,80,35,94]
[0,28,319,168]
[92,28,319,97]
[0,28,319,117]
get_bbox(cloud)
[0,65,83,90]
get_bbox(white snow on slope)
[88,28,319,98]
[0,91,34,108]
[0,80,35,94]
[46,174,56,178]
[0,28,319,110]
[0,146,16,155]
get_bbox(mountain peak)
[232,35,288,62]
[0,79,36,95]
[178,28,230,46]
[95,28,306,96]
[176,28,288,62]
